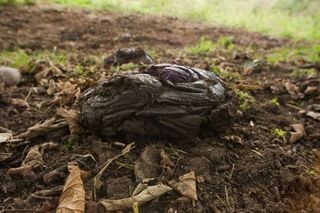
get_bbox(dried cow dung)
[80,64,233,140]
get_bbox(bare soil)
[0,4,320,213]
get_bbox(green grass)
[185,37,215,55]
[271,128,287,143]
[29,0,320,42]
[266,44,320,64]
[0,49,31,68]
[0,49,102,76]
[270,97,280,107]
[235,90,255,110]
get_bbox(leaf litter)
[0,5,320,213]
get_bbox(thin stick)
[0,126,12,133]
[93,143,135,200]
[286,103,304,111]
[228,164,235,180]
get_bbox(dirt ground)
[0,4,320,213]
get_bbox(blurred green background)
[1,0,319,42]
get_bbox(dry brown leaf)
[285,82,300,96]
[135,145,174,182]
[289,123,306,143]
[47,79,57,95]
[16,117,68,140]
[35,67,51,82]
[10,98,29,108]
[224,135,243,145]
[168,171,197,201]
[100,184,172,211]
[57,108,84,137]
[35,61,66,83]
[304,86,318,95]
[56,162,85,213]
[40,141,59,151]
[0,152,13,162]
[0,132,12,144]
[7,145,44,176]
[160,149,174,167]
[134,145,162,181]
[307,111,320,121]
[50,81,80,106]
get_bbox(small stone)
[0,66,21,87]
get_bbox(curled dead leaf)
[134,145,174,182]
[168,171,197,201]
[50,81,81,106]
[10,98,29,108]
[7,145,44,176]
[224,135,243,145]
[16,117,68,140]
[40,141,59,151]
[307,111,320,121]
[289,123,306,143]
[57,108,84,140]
[134,145,162,181]
[100,184,172,211]
[0,132,12,144]
[35,61,66,83]
[285,82,300,97]
[0,152,13,162]
[304,86,318,95]
[56,162,85,213]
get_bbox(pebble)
[0,66,21,87]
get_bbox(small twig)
[93,143,135,200]
[0,126,13,133]
[252,149,264,157]
[172,156,182,175]
[24,87,33,102]
[112,141,126,147]
[228,164,235,180]
[224,186,234,213]
[30,194,57,200]
[286,103,304,111]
